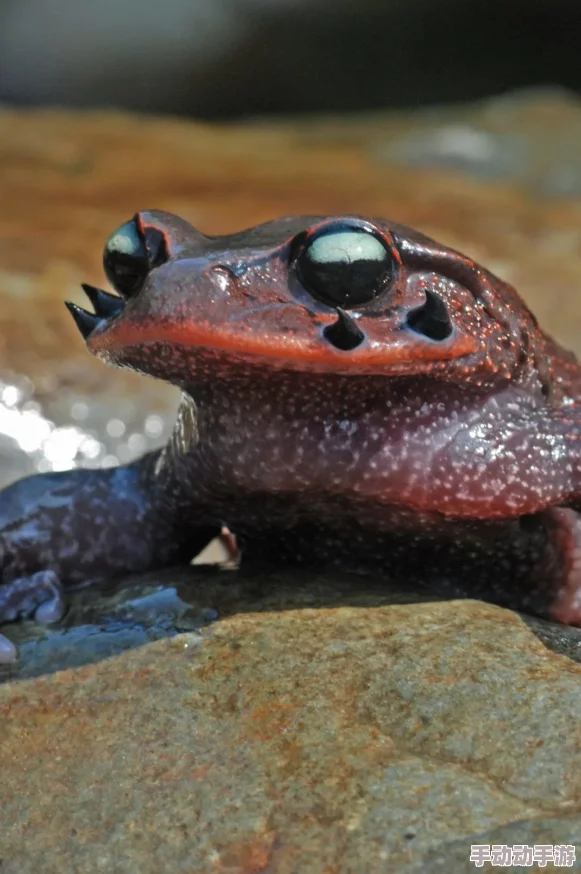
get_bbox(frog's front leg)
[0,451,218,661]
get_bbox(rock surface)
[2,577,581,873]
[2,90,581,870]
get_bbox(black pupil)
[103,220,166,297]
[297,228,392,309]
[104,253,148,295]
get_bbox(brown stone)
[2,597,581,873]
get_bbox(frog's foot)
[544,508,581,626]
[0,570,65,663]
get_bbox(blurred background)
[1,0,581,117]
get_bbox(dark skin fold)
[1,209,581,661]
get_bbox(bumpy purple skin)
[2,210,581,660]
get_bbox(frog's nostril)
[323,307,365,351]
[406,289,453,341]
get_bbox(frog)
[1,209,581,662]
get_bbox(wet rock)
[523,614,581,666]
[0,567,440,682]
[1,588,581,872]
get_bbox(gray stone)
[1,586,581,872]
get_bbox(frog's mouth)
[66,281,479,378]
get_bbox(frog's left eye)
[103,216,168,298]
[295,224,395,309]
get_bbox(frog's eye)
[103,216,168,298]
[295,224,395,308]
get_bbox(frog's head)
[67,210,540,388]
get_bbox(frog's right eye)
[294,221,396,310]
[103,215,168,298]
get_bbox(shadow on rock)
[0,563,455,682]
[3,561,581,683]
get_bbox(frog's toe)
[0,570,65,664]
[0,569,65,625]
[32,573,66,624]
[219,525,241,566]
[0,633,17,663]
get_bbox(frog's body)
[1,211,581,660]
